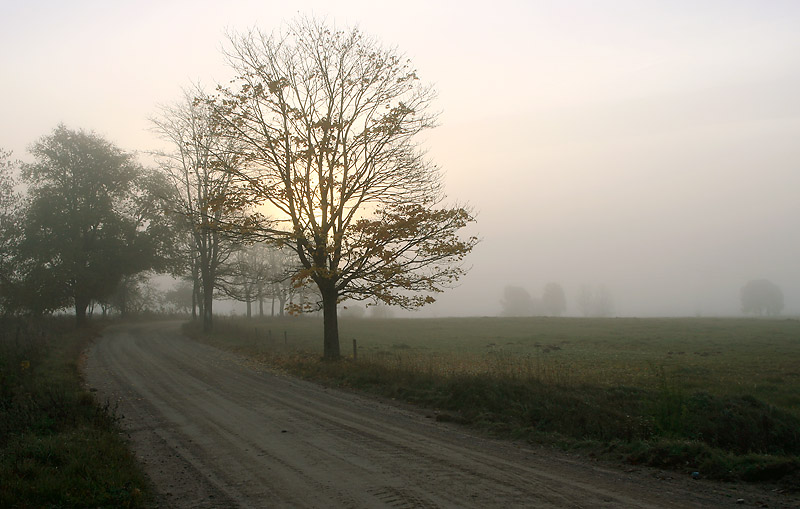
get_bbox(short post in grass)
[284,331,287,346]
[353,338,358,361]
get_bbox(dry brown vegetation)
[195,315,800,484]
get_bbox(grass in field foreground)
[0,318,153,508]
[190,316,800,486]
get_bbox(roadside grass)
[192,315,800,485]
[0,317,153,508]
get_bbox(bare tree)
[151,88,247,331]
[164,280,194,314]
[368,302,395,319]
[741,279,784,316]
[500,286,535,317]
[262,244,301,316]
[578,284,614,317]
[577,285,594,317]
[105,273,164,316]
[595,285,615,317]
[218,243,274,318]
[213,18,477,358]
[542,282,566,317]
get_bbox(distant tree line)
[498,279,788,318]
[2,18,479,360]
[0,128,172,325]
[0,126,309,327]
[499,282,568,317]
[499,283,615,318]
[576,284,615,318]
[0,18,478,361]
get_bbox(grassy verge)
[190,315,800,486]
[0,317,153,508]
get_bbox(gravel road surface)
[83,321,796,508]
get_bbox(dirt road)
[84,322,795,508]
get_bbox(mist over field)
[5,5,800,502]
[3,0,799,318]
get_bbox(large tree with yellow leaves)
[214,17,477,359]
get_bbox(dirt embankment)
[84,322,797,508]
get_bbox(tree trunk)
[202,278,214,332]
[192,278,199,320]
[191,257,201,320]
[319,282,340,360]
[75,295,90,328]
[119,282,128,318]
[203,295,213,331]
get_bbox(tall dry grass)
[192,315,800,483]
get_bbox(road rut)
[84,322,795,508]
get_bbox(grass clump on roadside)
[0,317,153,508]
[188,316,800,485]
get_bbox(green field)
[206,316,800,412]
[197,315,800,483]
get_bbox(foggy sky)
[3,0,799,317]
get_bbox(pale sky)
[3,0,799,316]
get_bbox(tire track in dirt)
[84,322,797,508]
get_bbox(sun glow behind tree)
[211,17,478,358]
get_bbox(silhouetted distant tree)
[164,280,194,314]
[500,285,535,316]
[578,284,614,317]
[340,301,366,319]
[741,279,783,316]
[542,282,566,316]
[595,285,615,317]
[577,285,593,317]
[104,273,164,316]
[151,88,248,331]
[368,302,395,319]
[218,244,274,318]
[264,245,299,316]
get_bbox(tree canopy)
[542,282,566,317]
[0,149,21,312]
[17,125,167,325]
[213,18,477,358]
[741,279,784,316]
[499,286,535,317]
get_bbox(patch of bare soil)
[84,322,798,508]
